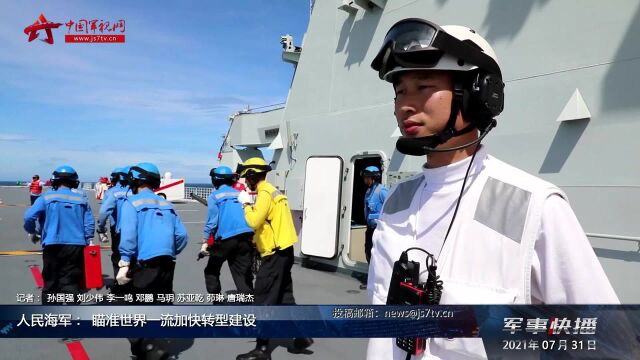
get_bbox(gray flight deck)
[0,186,369,360]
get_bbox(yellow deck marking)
[0,250,42,256]
[0,246,110,256]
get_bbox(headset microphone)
[395,119,496,155]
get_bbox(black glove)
[30,233,41,244]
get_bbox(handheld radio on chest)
[387,248,443,356]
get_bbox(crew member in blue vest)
[97,166,131,293]
[23,165,95,304]
[117,162,188,359]
[97,167,126,243]
[117,162,188,296]
[199,166,255,297]
[363,166,388,262]
[361,166,388,289]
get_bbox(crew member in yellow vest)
[235,157,313,360]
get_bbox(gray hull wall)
[224,0,640,301]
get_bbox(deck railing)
[184,186,213,200]
[80,183,213,201]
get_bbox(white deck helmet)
[434,25,500,72]
[371,19,505,155]
[371,19,502,81]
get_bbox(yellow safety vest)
[244,181,298,257]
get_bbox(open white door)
[300,157,342,258]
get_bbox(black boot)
[289,337,314,354]
[131,338,173,360]
[236,339,270,360]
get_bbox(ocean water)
[0,181,24,186]
[0,181,212,188]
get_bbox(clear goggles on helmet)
[371,18,501,80]
[52,171,77,180]
[360,169,381,177]
[236,164,271,178]
[128,166,160,181]
[210,168,235,179]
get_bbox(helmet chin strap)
[395,81,493,155]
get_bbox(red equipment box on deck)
[84,244,103,289]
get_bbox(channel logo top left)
[23,13,62,45]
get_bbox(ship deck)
[0,186,369,360]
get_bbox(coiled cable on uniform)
[425,259,443,305]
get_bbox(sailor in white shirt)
[367,18,619,360]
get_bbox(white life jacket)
[367,153,565,360]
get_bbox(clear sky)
[0,0,309,182]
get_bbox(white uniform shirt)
[367,146,618,360]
